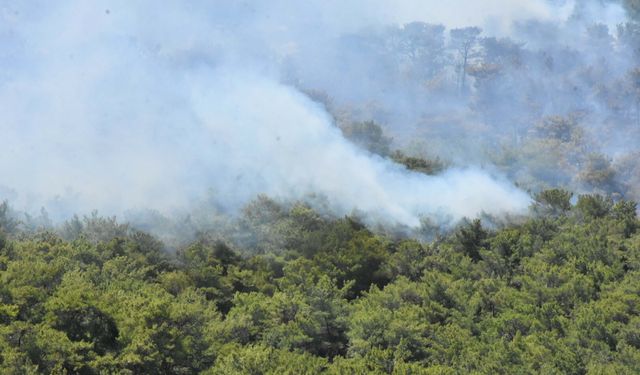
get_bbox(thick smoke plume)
[6,1,630,227]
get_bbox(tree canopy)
[0,193,638,373]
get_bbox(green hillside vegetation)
[0,193,638,374]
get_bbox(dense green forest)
[0,192,638,374]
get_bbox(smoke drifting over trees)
[0,0,639,229]
[2,1,640,374]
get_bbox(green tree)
[340,120,393,156]
[532,188,573,217]
[575,194,613,220]
[453,219,488,261]
[449,27,482,93]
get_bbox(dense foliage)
[0,193,638,374]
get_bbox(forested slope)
[0,193,638,374]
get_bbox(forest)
[0,192,639,374]
[2,0,640,374]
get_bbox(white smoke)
[191,71,531,226]
[0,1,540,226]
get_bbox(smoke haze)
[1,0,637,227]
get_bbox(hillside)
[0,194,638,374]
